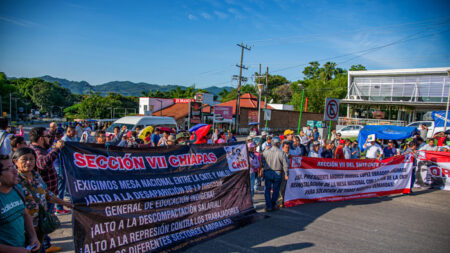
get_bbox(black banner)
[61,142,259,253]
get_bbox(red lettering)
[203,153,210,163]
[146,157,158,169]
[178,155,187,166]
[196,154,203,165]
[441,168,450,177]
[74,153,86,167]
[108,157,119,170]
[169,156,179,167]
[132,157,145,170]
[208,153,217,163]
[191,154,198,165]
[85,155,96,168]
[96,156,107,169]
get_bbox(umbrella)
[190,124,212,144]
[157,126,175,134]
[138,126,153,141]
[188,123,208,132]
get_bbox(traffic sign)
[263,109,271,121]
[324,98,340,121]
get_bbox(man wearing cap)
[167,135,176,146]
[363,138,383,159]
[308,141,320,157]
[175,132,189,145]
[335,139,345,159]
[282,129,295,151]
[262,138,289,212]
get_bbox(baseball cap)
[313,141,320,146]
[247,142,256,149]
[168,135,176,142]
[247,136,253,140]
[272,138,281,144]
[284,129,294,136]
[261,131,268,136]
[339,139,345,144]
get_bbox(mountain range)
[38,75,233,97]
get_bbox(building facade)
[341,67,450,125]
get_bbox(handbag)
[23,182,61,234]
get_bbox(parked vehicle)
[406,121,444,139]
[336,125,364,138]
[106,116,178,134]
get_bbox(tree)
[350,64,367,71]
[273,84,293,104]
[302,61,321,80]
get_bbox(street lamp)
[297,84,305,135]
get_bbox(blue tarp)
[357,125,419,151]
[431,111,450,127]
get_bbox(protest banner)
[416,151,450,191]
[284,155,413,207]
[61,142,259,253]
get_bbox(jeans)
[264,170,282,210]
[55,166,66,211]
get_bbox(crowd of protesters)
[2,117,450,251]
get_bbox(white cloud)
[0,15,38,27]
[188,14,197,20]
[228,8,244,19]
[214,10,228,19]
[200,12,212,20]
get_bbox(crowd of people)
[1,117,450,251]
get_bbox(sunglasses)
[43,135,52,138]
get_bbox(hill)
[38,75,233,96]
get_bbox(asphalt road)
[52,188,450,253]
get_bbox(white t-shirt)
[364,143,383,159]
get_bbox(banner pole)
[328,121,332,140]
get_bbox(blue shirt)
[0,187,26,247]
[351,147,360,159]
[151,133,160,146]
[383,146,397,158]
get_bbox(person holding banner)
[262,138,289,212]
[419,139,439,151]
[248,142,261,197]
[12,148,73,252]
[0,155,40,253]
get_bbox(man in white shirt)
[363,138,383,159]
[419,139,439,151]
[305,125,312,138]
[0,118,12,155]
[299,130,309,145]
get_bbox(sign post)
[324,98,340,139]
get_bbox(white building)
[341,67,450,125]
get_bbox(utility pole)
[257,64,261,131]
[234,43,251,134]
[264,67,269,131]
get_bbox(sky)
[0,0,449,88]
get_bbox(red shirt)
[335,145,344,159]
[437,137,446,146]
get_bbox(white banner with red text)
[416,151,450,191]
[284,155,413,207]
